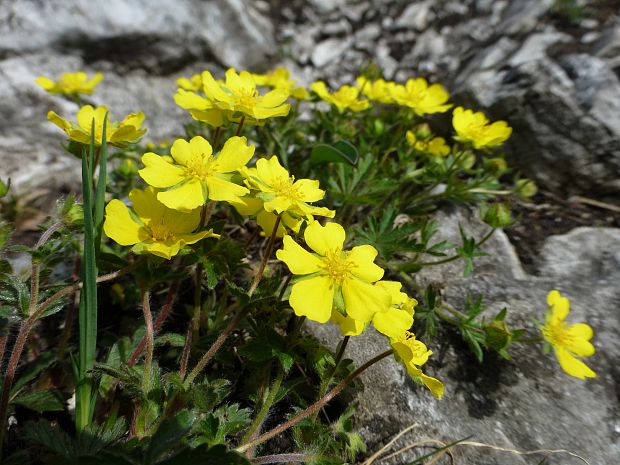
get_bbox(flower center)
[321,249,354,284]
[184,155,213,180]
[272,176,303,202]
[543,322,573,348]
[149,224,174,242]
[235,87,259,108]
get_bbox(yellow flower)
[139,135,254,211]
[310,81,370,113]
[452,107,512,149]
[406,130,451,157]
[541,290,596,379]
[229,195,303,238]
[276,221,391,324]
[391,331,444,398]
[355,76,394,104]
[202,68,291,122]
[242,156,335,220]
[36,71,103,96]
[176,73,202,91]
[331,280,416,338]
[389,78,452,115]
[103,187,218,260]
[48,105,146,147]
[252,67,310,100]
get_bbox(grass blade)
[75,117,102,431]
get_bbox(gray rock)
[309,207,620,465]
[311,37,351,68]
[0,0,275,192]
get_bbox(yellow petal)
[260,88,290,107]
[348,245,384,282]
[276,236,321,275]
[566,324,595,356]
[157,179,205,211]
[216,136,255,172]
[289,275,334,323]
[407,365,444,399]
[372,308,413,338]
[128,187,166,222]
[255,156,289,187]
[177,229,219,245]
[202,70,232,102]
[304,221,345,256]
[293,179,324,202]
[139,153,185,188]
[36,76,55,90]
[256,210,289,237]
[140,240,179,260]
[162,206,202,234]
[342,277,391,322]
[205,175,248,202]
[547,290,570,322]
[230,196,263,216]
[331,309,366,336]
[103,200,145,245]
[188,136,214,164]
[375,281,407,306]
[555,347,596,379]
[47,111,72,132]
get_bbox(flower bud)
[515,178,537,200]
[482,202,512,228]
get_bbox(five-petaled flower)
[139,135,254,212]
[48,105,146,147]
[103,187,218,260]
[242,156,335,220]
[389,78,452,115]
[541,290,596,379]
[311,81,370,113]
[391,331,444,398]
[452,106,512,150]
[276,221,391,324]
[36,71,103,96]
[355,77,395,104]
[202,68,291,123]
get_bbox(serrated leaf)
[13,389,65,413]
[155,333,186,348]
[146,410,194,463]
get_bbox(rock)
[395,1,433,30]
[309,207,620,465]
[311,37,350,68]
[0,0,276,193]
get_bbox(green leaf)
[13,389,65,413]
[145,410,194,463]
[310,140,358,166]
[155,333,186,348]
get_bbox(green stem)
[236,116,246,136]
[236,349,394,454]
[312,335,350,422]
[193,263,203,340]
[183,306,250,388]
[0,318,34,457]
[242,364,285,448]
[248,214,281,296]
[141,287,153,394]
